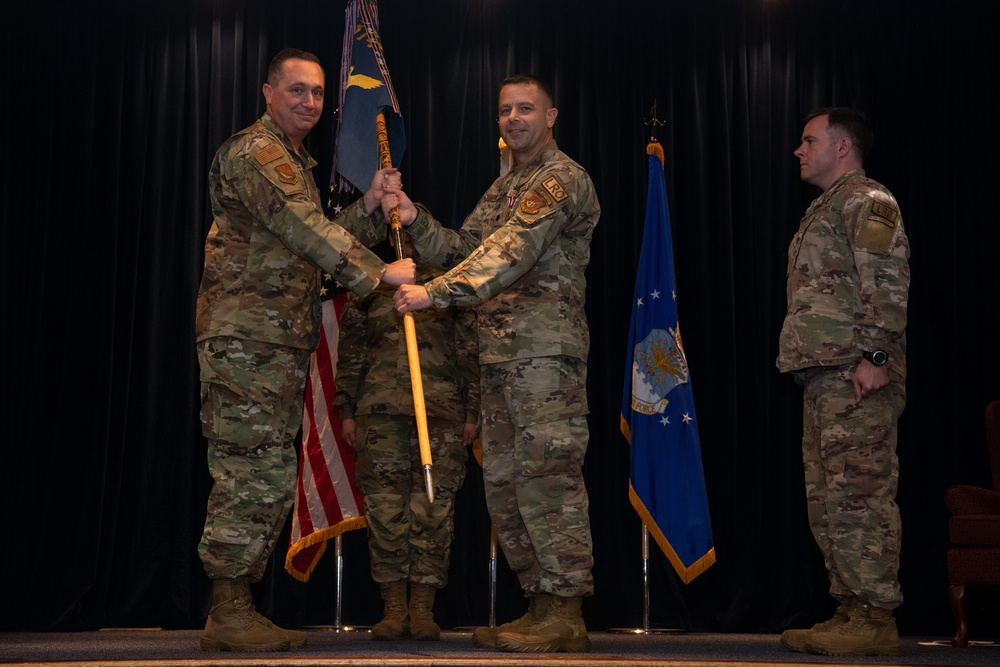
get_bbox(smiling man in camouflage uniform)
[386,74,600,653]
[195,48,414,653]
[777,108,910,657]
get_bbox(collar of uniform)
[825,168,866,196]
[259,113,319,170]
[509,140,560,177]
[810,168,867,211]
[499,140,559,209]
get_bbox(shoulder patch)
[274,163,298,185]
[541,175,569,203]
[521,191,549,214]
[254,143,284,165]
[855,197,900,254]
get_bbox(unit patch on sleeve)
[274,163,298,185]
[869,201,899,227]
[520,191,549,215]
[541,175,568,203]
[855,197,900,254]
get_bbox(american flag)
[285,270,367,582]
[287,0,403,581]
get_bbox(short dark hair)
[806,107,874,163]
[267,48,322,86]
[500,74,555,107]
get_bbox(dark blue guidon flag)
[332,0,405,192]
[620,145,715,584]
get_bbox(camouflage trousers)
[196,337,310,581]
[480,356,594,597]
[354,413,469,587]
[800,365,905,608]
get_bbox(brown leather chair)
[945,399,1000,647]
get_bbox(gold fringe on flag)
[499,137,513,177]
[647,140,665,167]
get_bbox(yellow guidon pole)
[376,110,434,503]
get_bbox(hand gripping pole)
[377,110,434,503]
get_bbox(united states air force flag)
[332,0,405,192]
[620,144,715,584]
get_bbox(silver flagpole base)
[608,524,685,634]
[304,534,371,633]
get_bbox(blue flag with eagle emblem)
[620,146,715,584]
[332,0,405,192]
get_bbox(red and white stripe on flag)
[285,292,367,582]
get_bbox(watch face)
[869,350,888,366]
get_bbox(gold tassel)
[498,137,513,176]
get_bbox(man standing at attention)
[386,74,600,653]
[195,48,414,652]
[335,233,480,642]
[777,107,910,657]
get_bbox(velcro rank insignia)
[274,163,298,185]
[541,175,568,203]
[855,197,900,254]
[254,144,284,165]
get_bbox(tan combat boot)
[372,580,409,640]
[780,595,855,652]
[200,577,291,652]
[408,583,441,640]
[806,600,900,656]
[472,593,552,649]
[495,595,590,653]
[282,628,308,649]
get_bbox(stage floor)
[1,629,998,667]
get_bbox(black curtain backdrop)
[2,0,998,637]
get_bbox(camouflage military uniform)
[334,266,479,587]
[777,169,910,608]
[196,113,388,580]
[406,142,600,597]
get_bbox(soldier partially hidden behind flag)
[388,74,601,653]
[777,107,909,657]
[194,48,414,653]
[335,232,480,641]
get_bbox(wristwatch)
[862,350,889,366]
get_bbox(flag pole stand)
[607,525,686,635]
[454,524,498,631]
[317,535,370,633]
